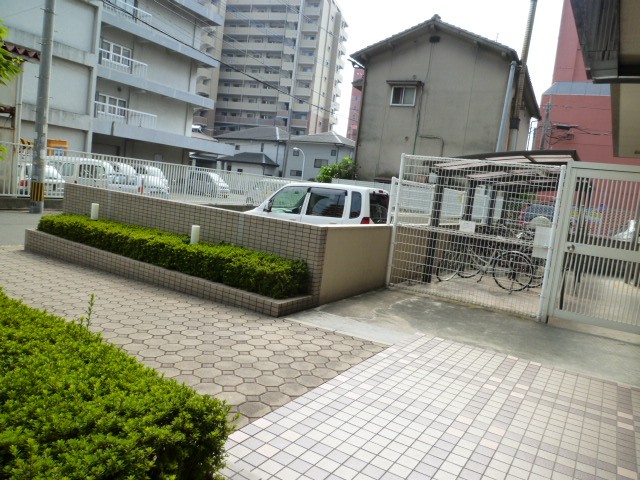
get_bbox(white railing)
[103,0,152,24]
[94,102,157,129]
[99,49,148,78]
[0,141,294,205]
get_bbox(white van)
[245,182,389,225]
[48,157,144,194]
[186,171,230,198]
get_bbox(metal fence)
[0,141,293,207]
[387,154,563,318]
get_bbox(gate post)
[539,164,569,322]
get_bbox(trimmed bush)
[38,214,309,299]
[0,289,234,479]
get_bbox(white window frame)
[101,39,132,69]
[390,86,417,106]
[97,93,127,117]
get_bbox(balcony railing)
[94,101,157,129]
[103,0,152,24]
[99,49,148,78]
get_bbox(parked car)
[186,171,230,198]
[17,163,65,197]
[245,182,390,225]
[133,164,170,197]
[517,203,554,228]
[48,157,113,188]
[245,178,290,206]
[612,219,639,243]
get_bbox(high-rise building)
[212,0,347,137]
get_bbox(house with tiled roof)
[350,15,541,181]
[213,126,354,179]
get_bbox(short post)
[190,225,200,244]
[90,203,99,220]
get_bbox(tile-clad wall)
[25,230,314,316]
[62,185,328,301]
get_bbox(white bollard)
[190,225,201,244]
[90,203,99,220]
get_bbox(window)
[292,149,300,156]
[390,86,416,106]
[349,192,362,219]
[96,94,127,117]
[270,185,307,210]
[235,145,240,150]
[330,149,337,156]
[290,169,302,177]
[100,39,132,69]
[314,159,328,168]
[306,188,346,218]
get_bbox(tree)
[0,21,23,160]
[316,156,358,183]
[0,22,23,87]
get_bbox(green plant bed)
[0,289,234,479]
[38,214,309,300]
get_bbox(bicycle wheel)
[493,251,533,291]
[436,251,462,281]
[528,256,545,288]
[457,247,482,278]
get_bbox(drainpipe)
[508,0,537,150]
[496,61,517,151]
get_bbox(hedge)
[0,289,234,479]
[38,214,309,299]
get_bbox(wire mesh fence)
[388,154,563,318]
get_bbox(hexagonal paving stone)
[195,383,224,396]
[312,367,339,379]
[236,382,267,396]
[256,375,285,387]
[237,402,271,421]
[297,375,325,388]
[233,367,261,378]
[215,374,244,387]
[280,382,309,397]
[274,367,302,379]
[268,354,294,365]
[173,360,201,370]
[215,391,246,406]
[193,367,222,379]
[259,392,291,407]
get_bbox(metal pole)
[30,0,56,214]
[496,61,517,151]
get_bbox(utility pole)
[508,0,537,150]
[30,0,56,214]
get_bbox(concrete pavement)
[0,209,638,479]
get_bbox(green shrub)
[0,289,234,479]
[38,214,309,299]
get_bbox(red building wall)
[347,68,364,141]
[535,0,637,166]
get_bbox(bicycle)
[436,236,534,292]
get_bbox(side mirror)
[265,197,274,212]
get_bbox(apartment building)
[212,0,347,137]
[1,0,233,162]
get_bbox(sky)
[333,0,565,137]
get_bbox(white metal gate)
[388,154,563,318]
[543,162,640,333]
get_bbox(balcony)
[99,49,148,78]
[94,101,157,129]
[103,0,152,24]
